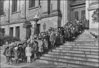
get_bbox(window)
[16,26,20,39]
[29,0,35,8]
[39,0,41,5]
[74,11,79,20]
[9,27,13,37]
[12,0,17,12]
[48,0,52,14]
[1,28,5,36]
[0,0,4,15]
[81,10,85,20]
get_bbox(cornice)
[88,6,99,11]
[89,2,99,6]
[40,10,62,20]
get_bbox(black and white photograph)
[0,0,99,68]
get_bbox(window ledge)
[0,14,6,17]
[29,5,41,10]
[12,11,21,14]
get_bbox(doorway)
[71,8,85,20]
[26,27,31,40]
[37,24,40,34]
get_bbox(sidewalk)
[0,57,58,68]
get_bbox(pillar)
[61,0,69,26]
[85,0,90,20]
[13,27,16,37]
[30,20,36,40]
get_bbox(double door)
[71,7,85,20]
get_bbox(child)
[25,44,32,63]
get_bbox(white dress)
[25,46,32,57]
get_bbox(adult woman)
[3,46,13,64]
[50,31,56,49]
[37,38,43,57]
[33,41,38,60]
[3,46,10,63]
[17,44,24,62]
[43,38,48,53]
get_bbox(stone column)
[30,21,35,40]
[31,26,34,37]
[61,0,69,26]
[13,27,16,37]
[85,0,90,20]
[30,25,34,43]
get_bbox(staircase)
[37,30,99,68]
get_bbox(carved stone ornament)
[92,8,99,22]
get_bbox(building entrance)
[71,7,85,20]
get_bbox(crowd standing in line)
[3,28,65,65]
[3,19,88,65]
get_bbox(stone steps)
[41,55,99,63]
[59,43,98,47]
[37,59,97,68]
[56,47,99,52]
[39,57,99,67]
[52,49,98,55]
[37,31,99,67]
[38,43,99,67]
[57,46,99,50]
[60,45,98,49]
[44,53,99,59]
[65,41,98,45]
[43,54,99,62]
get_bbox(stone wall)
[0,0,71,41]
[38,16,58,32]
[1,23,26,41]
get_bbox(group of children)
[3,36,49,64]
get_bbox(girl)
[25,44,32,63]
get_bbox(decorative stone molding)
[92,8,99,22]
[40,10,61,20]
[89,1,99,6]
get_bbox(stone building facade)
[0,0,99,41]
[86,0,99,34]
